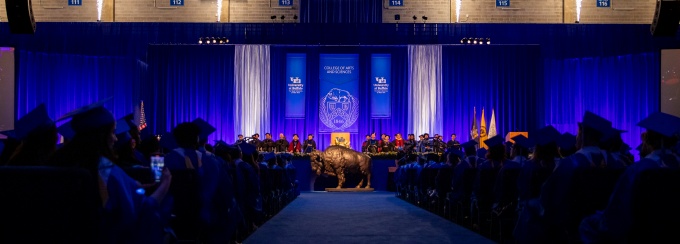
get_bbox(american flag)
[135,100,147,131]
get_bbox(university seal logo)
[319,88,359,131]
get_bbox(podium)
[331,132,350,148]
[505,132,529,143]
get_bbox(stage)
[5,23,663,160]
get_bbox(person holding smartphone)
[48,100,172,244]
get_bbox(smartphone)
[150,155,164,183]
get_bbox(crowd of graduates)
[394,111,680,243]
[0,100,299,244]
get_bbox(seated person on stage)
[419,133,432,152]
[235,134,245,144]
[580,112,680,243]
[368,133,380,153]
[260,133,275,152]
[249,133,261,147]
[361,135,371,153]
[404,134,417,152]
[275,133,289,152]
[303,134,316,153]
[447,133,461,152]
[433,135,445,153]
[48,101,172,244]
[393,133,405,151]
[380,135,395,152]
[288,134,302,153]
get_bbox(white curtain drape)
[234,45,271,138]
[407,45,443,136]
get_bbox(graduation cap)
[636,112,680,138]
[476,148,487,158]
[57,97,115,134]
[192,118,216,141]
[449,149,465,159]
[581,111,613,136]
[123,113,138,130]
[115,118,131,135]
[159,132,177,150]
[57,122,76,141]
[557,132,577,150]
[511,134,535,149]
[533,125,561,146]
[239,142,257,156]
[485,135,505,148]
[15,104,54,140]
[461,140,477,149]
[262,152,276,161]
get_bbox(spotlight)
[395,14,401,21]
[211,37,217,44]
[466,38,471,44]
[460,37,466,44]
[486,38,490,45]
[225,38,229,43]
[412,15,417,21]
[271,15,276,20]
[422,16,428,21]
[473,38,478,44]
[280,15,285,20]
[293,14,298,20]
[219,37,224,44]
[198,37,203,44]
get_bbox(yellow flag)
[480,108,488,149]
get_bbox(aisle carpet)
[245,192,495,244]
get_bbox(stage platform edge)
[325,188,375,192]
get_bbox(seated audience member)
[580,112,680,243]
[6,104,58,166]
[48,100,172,244]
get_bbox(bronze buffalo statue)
[309,146,372,189]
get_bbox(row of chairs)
[394,164,680,243]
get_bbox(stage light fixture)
[486,38,490,45]
[225,38,229,43]
[473,38,478,44]
[412,15,417,21]
[395,14,401,21]
[460,38,466,44]
[467,38,471,44]
[281,15,285,20]
[198,37,203,44]
[219,38,224,44]
[422,16,428,21]
[271,15,277,20]
[293,15,298,20]
[211,37,217,44]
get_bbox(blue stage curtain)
[234,45,271,139]
[145,45,236,142]
[543,53,659,159]
[408,45,443,137]
[441,45,542,143]
[16,50,144,126]
[270,46,408,150]
[300,0,383,24]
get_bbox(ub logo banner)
[371,54,391,118]
[286,53,306,118]
[319,54,359,132]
